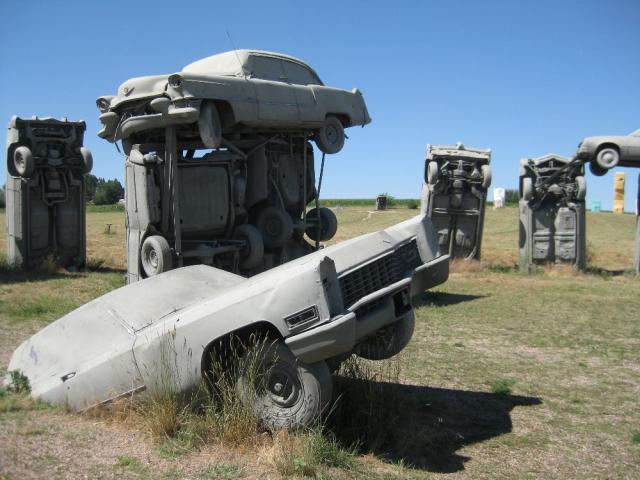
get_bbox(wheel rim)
[15,152,25,171]
[147,249,158,269]
[265,364,300,408]
[599,150,617,167]
[325,125,338,146]
[265,217,281,237]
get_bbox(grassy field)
[1,206,639,479]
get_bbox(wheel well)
[212,100,235,129]
[596,143,619,154]
[327,113,350,128]
[200,321,283,382]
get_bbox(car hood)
[7,267,245,395]
[106,74,171,109]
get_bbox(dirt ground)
[1,206,639,479]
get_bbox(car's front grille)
[339,240,422,309]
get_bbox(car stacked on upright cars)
[96,50,372,283]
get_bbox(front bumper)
[98,105,199,141]
[285,254,449,363]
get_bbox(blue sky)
[1,0,639,211]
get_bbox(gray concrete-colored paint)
[5,116,92,269]
[420,143,492,261]
[7,214,448,411]
[518,154,586,271]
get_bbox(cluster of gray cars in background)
[4,49,638,429]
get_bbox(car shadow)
[413,290,487,308]
[329,377,542,473]
[585,266,629,277]
[0,264,126,284]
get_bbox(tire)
[256,207,293,249]
[140,235,172,277]
[305,207,338,242]
[315,116,345,154]
[595,147,619,170]
[481,164,492,189]
[233,224,264,270]
[522,177,534,201]
[427,161,439,185]
[575,175,586,200]
[13,146,34,178]
[198,101,222,149]
[236,341,332,430]
[354,311,415,361]
[589,161,608,177]
[80,147,93,174]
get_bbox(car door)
[281,60,321,123]
[249,56,298,123]
[628,131,640,161]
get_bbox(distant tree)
[94,178,124,205]
[85,174,99,202]
[0,184,5,208]
[505,189,519,204]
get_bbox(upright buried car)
[421,143,492,260]
[6,116,93,269]
[576,129,640,176]
[519,154,586,270]
[7,214,448,428]
[96,50,371,155]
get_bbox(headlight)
[96,97,111,113]
[168,74,183,88]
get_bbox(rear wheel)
[575,175,586,200]
[256,207,293,248]
[141,235,172,277]
[595,147,619,170]
[198,101,223,149]
[305,207,338,242]
[13,146,34,178]
[427,161,439,185]
[233,224,264,269]
[315,116,345,154]
[589,162,608,177]
[522,177,534,201]
[80,147,93,174]
[236,341,332,430]
[481,164,492,189]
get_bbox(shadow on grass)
[0,263,125,284]
[329,378,542,473]
[584,266,630,278]
[413,290,487,308]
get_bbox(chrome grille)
[339,240,422,308]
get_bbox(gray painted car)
[576,129,640,176]
[5,116,93,269]
[421,143,492,260]
[96,50,371,155]
[518,154,586,271]
[7,214,448,428]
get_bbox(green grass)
[198,464,244,479]
[86,203,125,213]
[491,379,515,395]
[0,206,639,479]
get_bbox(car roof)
[182,50,317,77]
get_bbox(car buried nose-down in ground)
[7,214,448,429]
